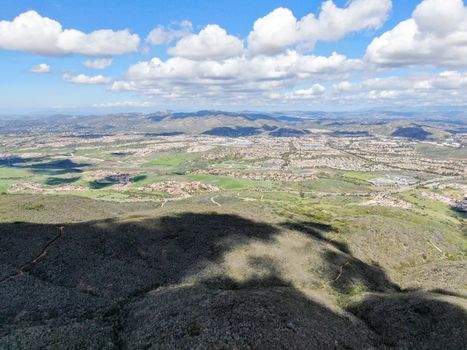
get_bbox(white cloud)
[266,84,326,102]
[366,0,467,67]
[124,51,361,83]
[82,58,113,69]
[293,84,326,97]
[30,63,51,73]
[247,8,299,56]
[368,71,467,92]
[120,51,362,93]
[256,69,467,108]
[112,66,467,107]
[0,10,140,56]
[431,70,467,89]
[110,50,361,107]
[146,21,192,45]
[333,81,354,91]
[63,73,113,84]
[328,70,467,107]
[248,0,392,55]
[168,24,244,60]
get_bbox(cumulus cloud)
[0,10,140,56]
[108,2,382,105]
[267,84,326,102]
[168,24,244,60]
[146,21,192,45]
[13,1,465,109]
[430,70,467,89]
[109,50,362,107]
[120,51,361,86]
[328,70,467,107]
[366,0,467,66]
[247,8,298,56]
[82,58,113,69]
[63,73,113,84]
[333,81,354,91]
[30,63,51,73]
[248,0,392,55]
[292,84,326,97]
[268,69,467,107]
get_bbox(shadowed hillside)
[1,213,465,349]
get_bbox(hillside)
[0,195,465,349]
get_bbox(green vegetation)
[0,166,30,178]
[188,174,271,190]
[22,203,45,211]
[186,325,201,337]
[397,191,462,225]
[342,171,380,181]
[142,152,201,167]
[299,177,371,193]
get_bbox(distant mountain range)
[0,110,465,140]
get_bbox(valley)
[0,111,466,349]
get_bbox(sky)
[1,0,467,114]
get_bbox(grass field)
[142,152,201,167]
[299,177,372,193]
[188,174,274,190]
[342,171,381,181]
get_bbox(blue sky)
[1,0,466,114]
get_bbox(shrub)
[186,324,200,337]
[22,203,45,211]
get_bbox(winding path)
[210,196,222,207]
[0,226,65,284]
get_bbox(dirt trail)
[0,226,65,284]
[210,196,222,207]
[325,260,351,287]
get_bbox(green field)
[188,174,273,190]
[142,152,201,167]
[299,177,372,193]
